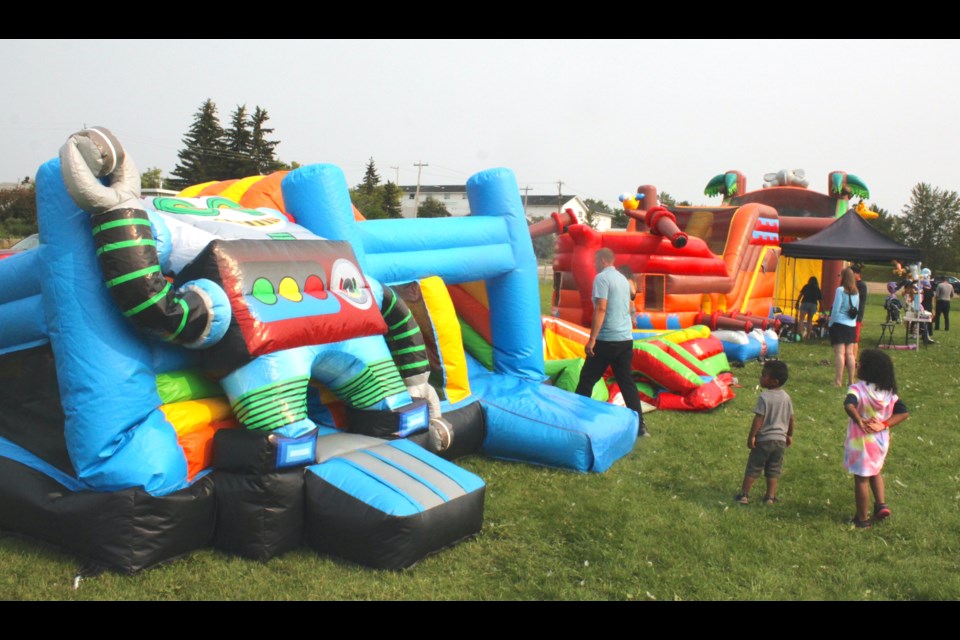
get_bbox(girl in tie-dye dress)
[843,349,909,529]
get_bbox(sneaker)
[850,516,872,529]
[638,428,652,438]
[734,493,749,505]
[428,418,453,453]
[763,496,780,505]
[873,503,891,522]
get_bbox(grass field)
[2,288,958,600]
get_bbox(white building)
[141,188,179,199]
[398,186,612,231]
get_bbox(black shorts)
[830,323,856,345]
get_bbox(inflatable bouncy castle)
[704,168,875,316]
[549,190,782,332]
[0,129,638,572]
[534,169,871,407]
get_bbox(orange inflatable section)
[177,419,238,481]
[197,180,238,197]
[239,171,290,215]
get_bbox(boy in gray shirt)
[735,360,794,505]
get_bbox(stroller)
[884,296,903,323]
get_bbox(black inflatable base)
[0,457,215,574]
[212,469,304,562]
[304,468,484,570]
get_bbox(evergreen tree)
[168,99,229,189]
[360,158,381,196]
[350,169,404,220]
[417,196,451,218]
[249,106,284,175]
[349,187,386,219]
[224,104,255,177]
[382,181,403,218]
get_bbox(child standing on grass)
[843,349,909,529]
[735,360,794,505]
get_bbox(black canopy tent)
[780,210,922,263]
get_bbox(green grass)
[2,295,959,600]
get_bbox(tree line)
[4,114,960,274]
[349,158,453,220]
[166,99,290,189]
[868,184,960,274]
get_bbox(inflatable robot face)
[155,197,385,370]
[178,241,383,370]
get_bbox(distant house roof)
[142,188,179,198]
[399,185,577,206]
[526,195,577,206]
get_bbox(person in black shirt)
[796,276,822,340]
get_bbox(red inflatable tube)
[645,206,688,249]
[654,379,734,411]
[680,337,725,360]
[695,311,754,333]
[529,208,579,238]
[727,311,779,331]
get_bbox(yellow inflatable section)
[177,181,218,198]
[160,397,235,436]
[542,317,589,360]
[219,175,266,204]
[774,256,823,318]
[420,277,471,403]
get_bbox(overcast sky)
[2,39,957,214]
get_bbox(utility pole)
[390,166,400,185]
[521,185,532,217]
[413,161,428,217]
[556,180,564,213]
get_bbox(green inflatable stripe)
[459,319,493,371]
[544,357,608,401]
[543,358,572,382]
[635,342,704,388]
[156,369,224,404]
[660,340,710,373]
[635,381,655,398]
[699,352,732,377]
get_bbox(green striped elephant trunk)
[60,127,229,349]
[92,207,211,344]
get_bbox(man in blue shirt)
[575,248,649,437]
